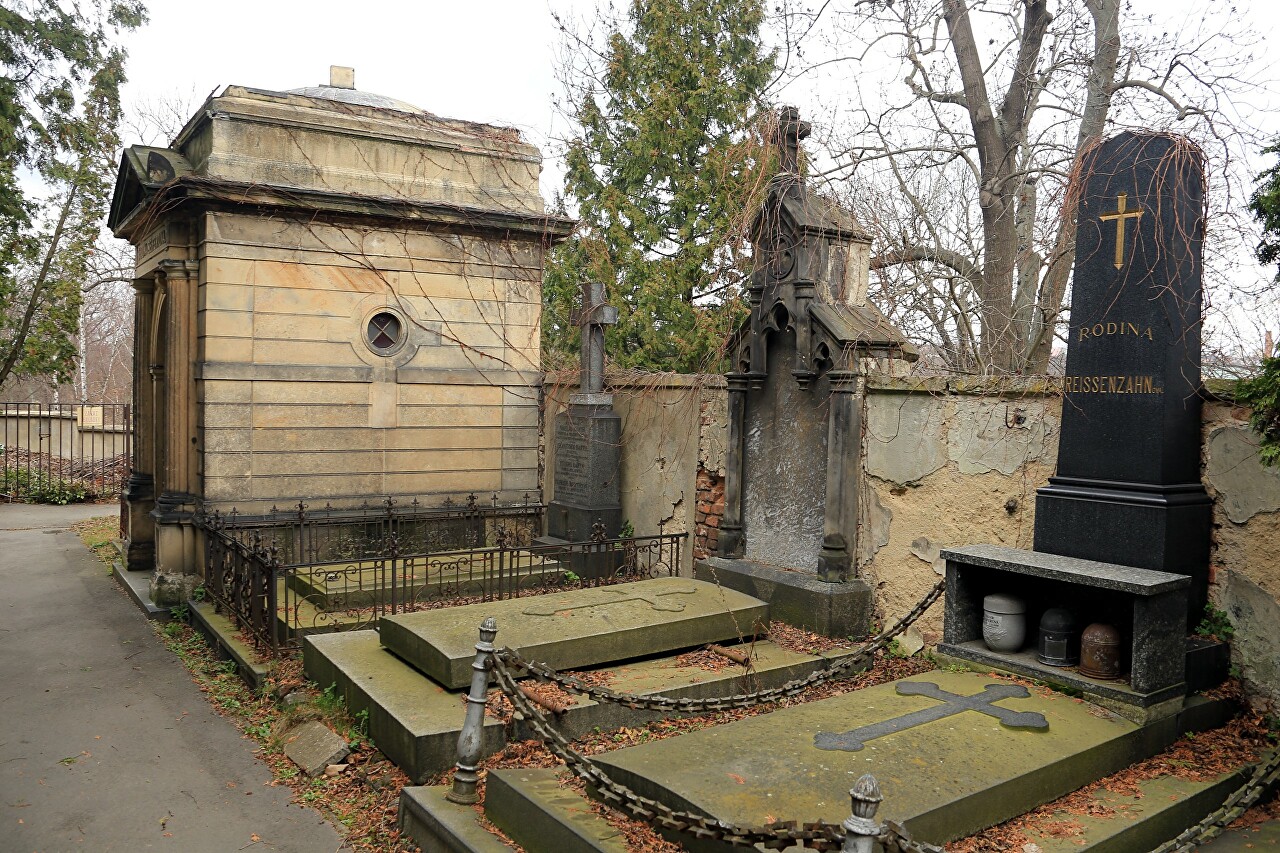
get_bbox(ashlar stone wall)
[200,214,542,509]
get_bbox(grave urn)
[982,594,1026,652]
[1079,623,1123,679]
[1037,608,1080,667]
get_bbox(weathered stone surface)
[1206,427,1280,523]
[399,786,515,853]
[946,399,1057,475]
[486,768,628,852]
[593,670,1213,846]
[302,631,504,784]
[1218,570,1280,713]
[1024,766,1251,853]
[282,721,349,777]
[941,545,1190,594]
[864,394,947,484]
[695,557,872,638]
[379,578,769,689]
[741,331,828,569]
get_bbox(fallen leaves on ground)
[948,701,1275,852]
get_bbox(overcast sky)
[117,0,1280,185]
[116,0,1280,348]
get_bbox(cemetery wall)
[1202,398,1280,713]
[543,372,728,571]
[857,377,1061,652]
[547,372,1278,709]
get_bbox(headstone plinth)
[1033,132,1211,626]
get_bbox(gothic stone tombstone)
[695,108,917,637]
[545,281,623,542]
[107,67,572,601]
[1034,131,1211,623]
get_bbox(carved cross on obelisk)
[774,105,811,175]
[570,280,618,404]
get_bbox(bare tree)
[784,0,1266,374]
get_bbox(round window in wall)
[366,310,406,356]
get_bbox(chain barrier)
[1147,746,1280,853]
[495,577,946,716]
[484,578,949,851]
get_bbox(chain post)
[447,617,498,805]
[842,774,884,853]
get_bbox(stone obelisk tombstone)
[546,281,623,542]
[1034,131,1212,625]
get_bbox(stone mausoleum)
[108,67,571,601]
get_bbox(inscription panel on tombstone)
[1055,132,1204,487]
[553,429,591,507]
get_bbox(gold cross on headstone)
[1098,192,1144,269]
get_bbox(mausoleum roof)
[283,85,426,115]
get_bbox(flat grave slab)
[379,577,769,689]
[593,669,1191,845]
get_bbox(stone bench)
[937,544,1190,714]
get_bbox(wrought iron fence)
[1,402,131,501]
[198,496,685,654]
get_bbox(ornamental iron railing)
[198,496,685,655]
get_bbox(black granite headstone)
[1034,132,1212,625]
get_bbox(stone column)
[150,257,201,606]
[718,372,749,559]
[123,276,157,571]
[815,370,862,582]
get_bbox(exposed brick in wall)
[694,465,725,558]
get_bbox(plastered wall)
[580,371,1280,711]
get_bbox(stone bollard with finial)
[842,773,885,853]
[446,617,498,804]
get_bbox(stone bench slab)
[378,577,769,689]
[940,545,1189,594]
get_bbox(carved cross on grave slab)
[569,280,618,402]
[521,584,698,617]
[813,682,1049,752]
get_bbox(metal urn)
[1080,623,1124,680]
[1037,607,1080,667]
[982,593,1026,653]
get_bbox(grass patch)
[71,515,119,572]
[154,621,415,851]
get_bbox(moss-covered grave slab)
[593,669,1211,847]
[379,578,768,688]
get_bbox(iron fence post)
[842,773,884,853]
[447,617,498,805]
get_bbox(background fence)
[1,403,131,501]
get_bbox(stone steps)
[1024,766,1251,853]
[485,768,628,853]
[304,628,853,783]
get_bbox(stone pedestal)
[546,397,622,542]
[150,491,200,607]
[695,557,872,639]
[122,471,156,571]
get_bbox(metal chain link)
[495,577,945,715]
[1147,746,1280,853]
[485,578,949,851]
